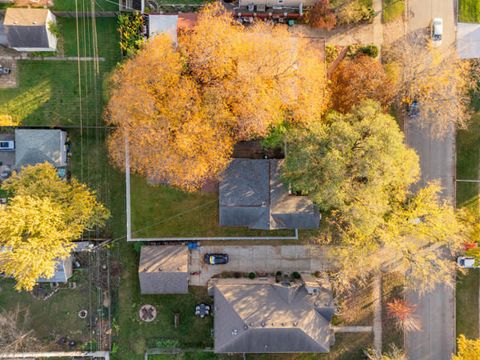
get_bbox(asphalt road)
[404,0,456,359]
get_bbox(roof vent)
[243,324,248,330]
[261,201,266,207]
[293,321,298,326]
[232,329,238,336]
[261,321,266,327]
[33,21,37,24]
[249,322,254,327]
[281,322,285,326]
[158,267,163,271]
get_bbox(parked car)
[457,256,479,269]
[0,66,11,75]
[431,18,443,47]
[0,140,14,151]
[204,253,229,265]
[407,100,420,118]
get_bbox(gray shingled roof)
[15,129,67,170]
[213,283,334,353]
[4,9,51,49]
[219,159,320,230]
[139,246,189,294]
[37,256,73,283]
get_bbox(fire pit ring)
[139,304,157,322]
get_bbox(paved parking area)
[457,23,480,59]
[189,245,332,285]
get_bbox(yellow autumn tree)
[452,335,480,360]
[0,163,110,291]
[106,2,328,191]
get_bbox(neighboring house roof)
[148,15,179,44]
[15,129,67,170]
[4,8,52,49]
[37,256,73,283]
[178,13,198,31]
[213,282,335,353]
[219,159,320,230]
[139,246,189,294]
[0,246,73,283]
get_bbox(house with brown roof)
[4,8,57,52]
[212,279,335,353]
[138,245,189,294]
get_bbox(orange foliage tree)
[387,299,422,332]
[330,55,395,113]
[106,3,328,191]
[308,0,337,30]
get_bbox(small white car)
[0,140,14,151]
[432,18,443,47]
[457,256,479,269]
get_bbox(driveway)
[457,22,480,59]
[404,0,456,359]
[189,245,331,286]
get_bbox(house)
[4,8,58,52]
[0,247,72,283]
[212,280,335,353]
[14,129,67,173]
[138,245,189,294]
[236,0,312,21]
[147,13,198,44]
[37,256,73,283]
[219,159,320,230]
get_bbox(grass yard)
[53,0,119,11]
[456,270,480,339]
[0,271,95,349]
[0,61,111,126]
[333,282,375,326]
[381,272,404,352]
[456,114,480,210]
[113,240,213,360]
[382,0,405,23]
[130,176,293,238]
[58,17,121,59]
[0,16,119,127]
[458,0,480,23]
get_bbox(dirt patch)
[0,58,17,89]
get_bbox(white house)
[4,8,58,52]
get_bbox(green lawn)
[130,176,293,238]
[53,0,119,11]
[0,16,119,127]
[58,17,120,58]
[456,270,480,339]
[456,115,480,210]
[113,241,214,360]
[0,271,95,349]
[382,0,405,23]
[459,0,480,23]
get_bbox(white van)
[432,18,443,47]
